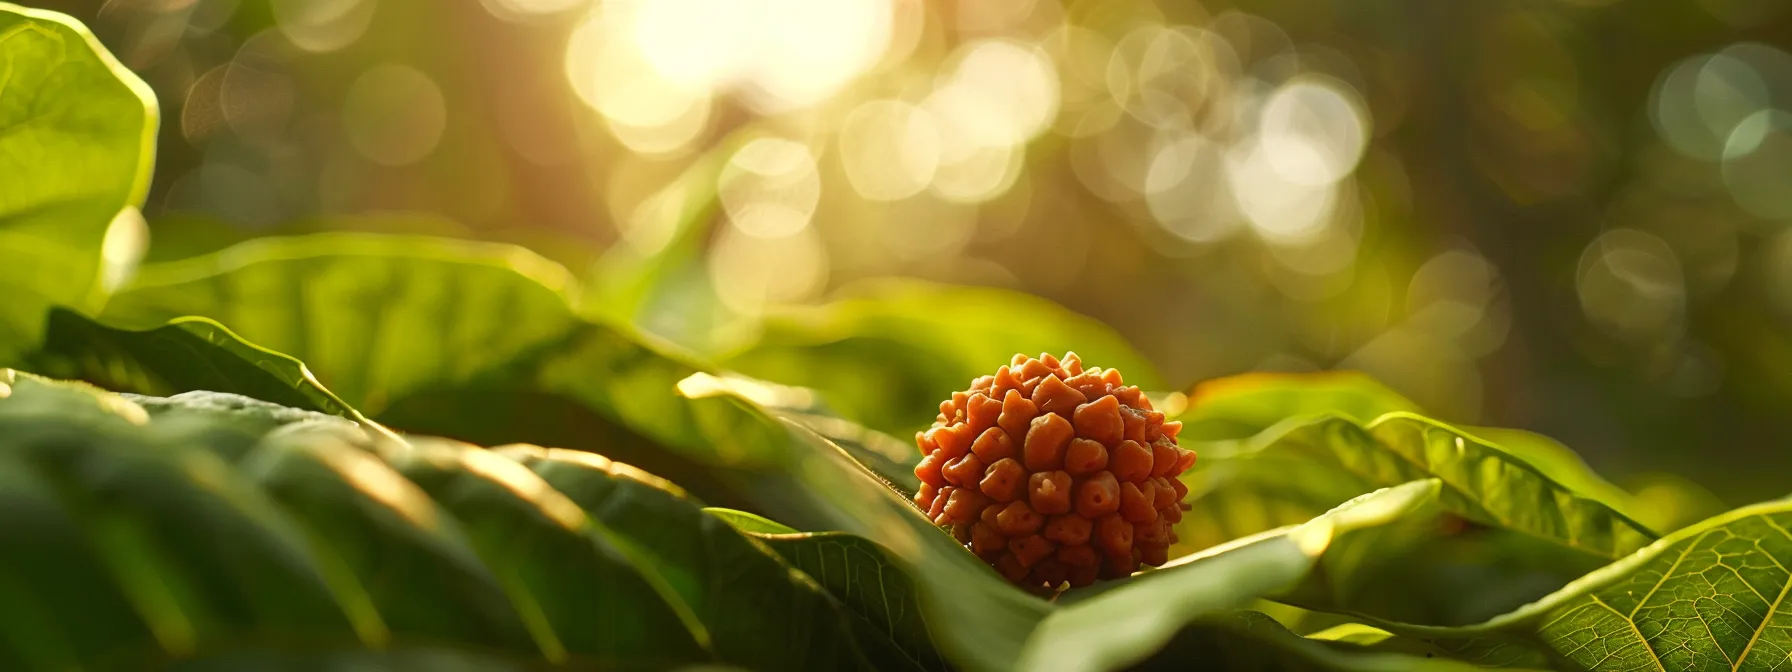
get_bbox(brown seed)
[1063,438,1108,476]
[1057,544,1098,567]
[1151,477,1177,508]
[1010,353,1030,366]
[1151,440,1180,478]
[1172,448,1197,476]
[1024,413,1075,471]
[1031,557,1070,588]
[998,389,1038,440]
[929,486,954,519]
[1100,553,1136,579]
[1043,514,1092,545]
[940,488,988,526]
[915,430,937,455]
[1095,513,1133,558]
[1020,376,1043,397]
[914,482,939,511]
[1009,534,1056,568]
[993,365,1020,398]
[1061,352,1083,375]
[1161,503,1183,524]
[1110,440,1153,483]
[1064,371,1106,398]
[1076,471,1121,518]
[966,393,1003,436]
[942,453,986,488]
[1019,358,1052,380]
[952,522,973,543]
[1072,395,1124,445]
[1115,386,1144,409]
[1033,374,1088,418]
[1160,420,1184,441]
[1118,481,1157,523]
[1169,477,1189,500]
[1142,408,1165,438]
[980,502,1002,528]
[979,457,1026,502]
[1139,543,1169,567]
[1028,470,1072,515]
[1136,518,1172,546]
[1068,564,1099,587]
[994,552,1029,582]
[930,424,971,460]
[995,500,1045,536]
[1040,352,1061,369]
[915,452,947,488]
[1121,407,1149,444]
[1100,368,1124,387]
[971,523,1006,559]
[969,427,1016,463]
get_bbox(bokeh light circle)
[342,64,447,166]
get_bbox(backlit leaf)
[0,4,157,363]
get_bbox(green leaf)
[678,372,921,496]
[692,367,1495,671]
[718,278,1165,435]
[1140,610,1537,671]
[712,508,950,672]
[497,445,869,670]
[99,233,581,418]
[32,308,365,421]
[1178,372,1647,550]
[1377,497,1792,671]
[1181,413,1656,562]
[1021,480,1446,671]
[683,376,1053,672]
[713,480,1489,672]
[91,233,803,512]
[1172,372,1655,625]
[0,371,867,670]
[688,371,1525,671]
[1179,370,1421,442]
[0,4,157,363]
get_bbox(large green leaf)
[0,4,157,364]
[707,508,949,672]
[718,474,1505,672]
[91,233,807,513]
[1178,371,1421,442]
[1171,372,1654,625]
[0,371,868,670]
[99,233,580,418]
[717,278,1165,435]
[686,371,1505,672]
[1374,497,1792,671]
[32,308,364,422]
[1020,480,1445,671]
[682,375,1054,671]
[1178,372,1646,543]
[1181,413,1655,562]
[1139,610,1533,671]
[496,445,868,670]
[1171,411,1658,629]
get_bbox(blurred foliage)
[20,0,1792,509]
[11,1,1792,670]
[0,3,155,363]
